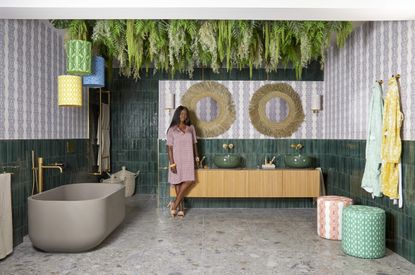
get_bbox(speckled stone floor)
[1,195,414,275]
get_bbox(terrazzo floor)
[1,195,414,275]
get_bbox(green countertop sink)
[213,154,242,168]
[284,154,313,168]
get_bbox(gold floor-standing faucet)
[37,157,64,193]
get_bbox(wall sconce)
[165,93,175,111]
[311,93,322,114]
[58,75,83,107]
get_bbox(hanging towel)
[361,83,384,197]
[97,103,110,171]
[381,77,404,203]
[0,173,13,259]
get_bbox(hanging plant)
[168,20,199,77]
[147,20,169,73]
[233,20,254,70]
[92,20,127,69]
[217,20,235,72]
[198,21,220,73]
[248,22,263,78]
[264,21,284,73]
[54,20,354,80]
[67,20,89,41]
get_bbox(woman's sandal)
[177,202,185,218]
[167,201,177,217]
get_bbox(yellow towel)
[381,77,403,199]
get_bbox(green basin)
[213,154,242,168]
[284,154,313,168]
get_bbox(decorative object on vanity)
[262,156,276,169]
[58,75,83,107]
[284,143,313,168]
[214,143,242,168]
[249,83,305,138]
[182,81,236,137]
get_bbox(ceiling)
[1,0,415,20]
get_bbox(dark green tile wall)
[110,64,323,195]
[318,139,415,264]
[0,139,91,247]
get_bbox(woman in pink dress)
[167,106,199,217]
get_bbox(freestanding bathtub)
[28,183,125,252]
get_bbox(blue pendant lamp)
[83,56,105,88]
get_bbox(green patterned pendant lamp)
[66,40,92,75]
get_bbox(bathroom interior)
[1,1,415,274]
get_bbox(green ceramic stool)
[341,205,385,259]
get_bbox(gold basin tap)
[37,157,64,193]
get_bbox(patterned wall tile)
[158,81,324,139]
[324,21,415,140]
[0,20,88,140]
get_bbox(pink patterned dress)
[167,125,197,185]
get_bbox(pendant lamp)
[83,56,105,88]
[66,40,92,75]
[58,75,83,107]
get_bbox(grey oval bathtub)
[28,183,125,253]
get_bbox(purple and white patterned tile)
[0,20,88,140]
[159,80,324,139]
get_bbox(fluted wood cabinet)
[170,169,320,198]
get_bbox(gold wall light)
[58,75,83,107]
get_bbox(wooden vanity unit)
[170,169,320,198]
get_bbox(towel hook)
[392,74,401,80]
[376,80,383,85]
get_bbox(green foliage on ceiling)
[51,20,353,80]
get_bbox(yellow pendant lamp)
[58,75,83,107]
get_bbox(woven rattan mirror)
[249,83,305,138]
[182,81,235,137]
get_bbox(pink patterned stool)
[317,196,353,240]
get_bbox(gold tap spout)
[41,165,63,173]
[37,157,64,193]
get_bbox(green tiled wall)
[110,64,323,195]
[319,139,415,264]
[0,139,91,247]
